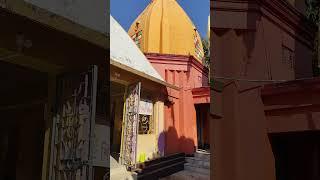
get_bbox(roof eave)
[110,59,180,90]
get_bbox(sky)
[110,0,210,39]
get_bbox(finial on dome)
[135,21,140,31]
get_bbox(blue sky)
[110,0,209,39]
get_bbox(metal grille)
[50,66,98,180]
[138,115,152,134]
[121,82,141,167]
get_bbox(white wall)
[24,0,109,34]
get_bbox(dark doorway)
[195,104,210,150]
[110,81,126,162]
[0,62,47,180]
[269,131,320,180]
[0,105,45,180]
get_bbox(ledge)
[261,77,320,97]
[146,53,209,74]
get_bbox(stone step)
[138,161,185,180]
[135,153,186,179]
[184,163,210,176]
[185,157,210,169]
[136,156,185,174]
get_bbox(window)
[138,99,153,134]
[138,114,152,134]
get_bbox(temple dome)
[128,0,204,62]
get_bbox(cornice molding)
[261,77,320,97]
[145,53,209,74]
[192,86,210,95]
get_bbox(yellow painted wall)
[137,134,157,162]
[136,101,165,163]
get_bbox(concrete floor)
[159,170,210,180]
[110,156,137,180]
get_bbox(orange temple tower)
[128,0,210,155]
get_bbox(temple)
[110,0,211,179]
[128,0,210,155]
[110,15,176,179]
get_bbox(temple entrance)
[270,131,320,180]
[110,81,126,162]
[195,104,210,151]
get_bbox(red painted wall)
[211,0,316,179]
[146,53,209,155]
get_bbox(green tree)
[202,38,211,85]
[306,0,320,76]
[202,38,210,69]
[306,0,320,24]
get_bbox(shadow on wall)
[158,126,195,156]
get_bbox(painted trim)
[40,103,49,180]
[119,86,128,165]
[88,65,98,179]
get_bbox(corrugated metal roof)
[110,15,164,82]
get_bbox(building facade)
[210,0,319,179]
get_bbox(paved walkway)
[110,156,137,180]
[159,170,210,180]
